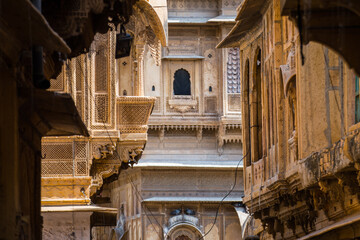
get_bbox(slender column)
[135,45,145,96]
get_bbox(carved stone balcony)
[41,96,155,206]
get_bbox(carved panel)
[152,97,161,113]
[205,97,217,113]
[116,96,155,133]
[168,0,218,11]
[228,94,241,111]
[49,68,65,92]
[204,49,218,97]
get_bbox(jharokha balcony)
[41,96,155,206]
[243,127,360,238]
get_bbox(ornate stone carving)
[93,143,116,160]
[227,48,240,94]
[117,96,156,133]
[168,98,198,113]
[280,46,296,96]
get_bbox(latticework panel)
[42,160,73,176]
[95,94,109,123]
[95,44,108,93]
[75,142,88,176]
[117,104,151,125]
[76,92,83,118]
[49,70,64,92]
[166,129,196,136]
[41,141,89,177]
[42,143,73,159]
[76,57,84,91]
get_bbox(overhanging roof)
[42,205,117,214]
[19,89,89,137]
[217,0,267,48]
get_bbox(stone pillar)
[135,45,145,96]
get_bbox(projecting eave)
[19,89,89,137]
[216,0,267,48]
[41,205,117,214]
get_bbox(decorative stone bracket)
[90,143,145,195]
[168,98,198,113]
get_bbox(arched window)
[253,49,262,161]
[244,59,251,167]
[173,69,191,95]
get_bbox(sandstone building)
[1,0,151,238]
[96,0,247,239]
[40,0,248,239]
[218,0,360,239]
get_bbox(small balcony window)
[173,68,191,95]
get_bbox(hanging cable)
[198,149,249,240]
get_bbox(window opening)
[254,50,262,161]
[173,68,191,95]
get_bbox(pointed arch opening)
[173,68,191,95]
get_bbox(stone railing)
[300,135,354,188]
[253,158,264,187]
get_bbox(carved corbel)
[90,144,145,195]
[217,124,225,154]
[119,145,144,167]
[286,216,296,236]
[159,127,165,143]
[93,143,116,160]
[336,172,360,200]
[319,179,345,210]
[197,127,203,142]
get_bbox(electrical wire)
[198,149,249,240]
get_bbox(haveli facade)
[1,0,153,239]
[218,0,360,239]
[40,0,168,239]
[73,0,248,239]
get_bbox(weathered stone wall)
[233,0,360,239]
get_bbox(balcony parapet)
[41,96,155,206]
[243,128,360,238]
[117,96,156,135]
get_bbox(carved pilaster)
[134,45,145,96]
